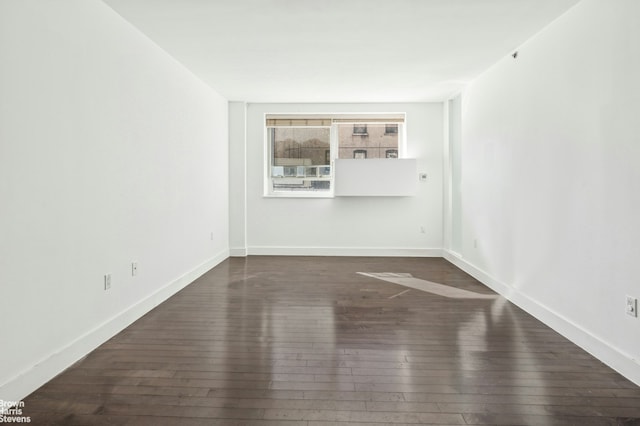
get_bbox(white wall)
[234,103,442,256]
[229,102,247,256]
[0,0,229,402]
[444,95,463,255]
[447,0,640,384]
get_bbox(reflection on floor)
[21,256,640,425]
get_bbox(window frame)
[264,114,406,198]
[265,124,333,198]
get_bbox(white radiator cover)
[334,158,417,196]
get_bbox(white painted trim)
[229,247,248,257]
[0,249,229,407]
[248,246,443,257]
[442,99,451,251]
[442,250,512,296]
[442,249,640,387]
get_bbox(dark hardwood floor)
[22,256,640,425]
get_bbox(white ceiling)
[102,0,580,103]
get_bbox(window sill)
[264,192,334,199]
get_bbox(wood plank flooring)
[21,256,640,425]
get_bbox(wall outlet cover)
[626,296,637,317]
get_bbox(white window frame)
[265,124,333,198]
[264,114,406,198]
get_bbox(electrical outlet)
[420,226,426,234]
[104,274,111,291]
[132,262,138,277]
[626,296,637,317]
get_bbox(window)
[266,114,405,196]
[353,124,368,135]
[353,150,367,159]
[385,124,398,134]
[267,126,331,193]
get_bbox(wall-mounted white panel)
[335,159,417,196]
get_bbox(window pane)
[337,123,399,159]
[269,127,331,192]
[271,127,330,166]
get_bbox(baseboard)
[442,250,513,297]
[442,250,640,387]
[0,249,229,408]
[247,246,444,257]
[229,247,248,257]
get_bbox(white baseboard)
[0,249,229,408]
[442,250,640,387]
[248,246,443,257]
[229,247,248,257]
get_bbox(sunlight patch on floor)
[358,272,498,300]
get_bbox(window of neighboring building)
[266,114,405,196]
[353,124,368,135]
[385,124,398,134]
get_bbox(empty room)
[1,0,639,424]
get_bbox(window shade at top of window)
[266,114,405,127]
[331,118,404,123]
[266,119,332,127]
